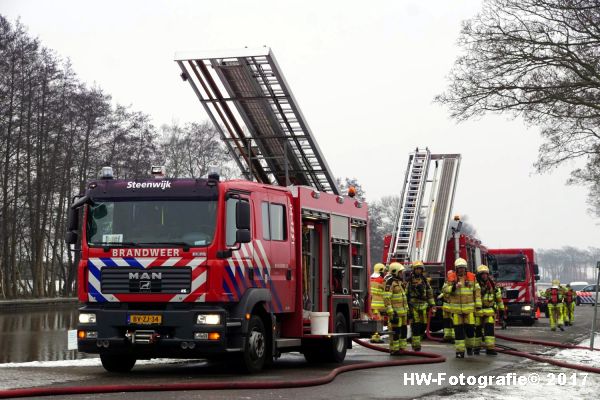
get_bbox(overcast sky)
[2,0,598,250]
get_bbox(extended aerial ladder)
[175,47,339,194]
[386,148,461,265]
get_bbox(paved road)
[1,305,598,399]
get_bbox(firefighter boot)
[486,348,498,356]
[474,348,480,355]
[456,352,465,358]
[370,332,384,344]
[466,347,473,356]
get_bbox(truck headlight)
[522,305,531,312]
[79,313,97,324]
[196,314,221,325]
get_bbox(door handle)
[286,269,292,280]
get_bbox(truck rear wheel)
[328,312,348,362]
[100,354,136,373]
[303,312,347,364]
[240,315,267,373]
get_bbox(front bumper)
[76,305,243,357]
[505,303,534,319]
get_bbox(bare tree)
[368,195,400,265]
[436,0,600,214]
[159,121,238,179]
[0,15,236,299]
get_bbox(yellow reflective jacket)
[370,274,385,311]
[442,274,481,315]
[384,277,408,316]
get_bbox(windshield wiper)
[90,242,139,251]
[135,242,192,250]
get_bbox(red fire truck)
[488,248,539,325]
[66,49,372,373]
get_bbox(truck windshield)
[495,258,526,282]
[86,200,218,247]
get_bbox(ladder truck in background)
[382,148,489,331]
[67,48,372,373]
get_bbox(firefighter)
[384,262,409,355]
[475,265,503,355]
[563,283,576,326]
[406,260,435,352]
[369,263,386,343]
[443,258,481,358]
[439,270,455,343]
[544,279,565,331]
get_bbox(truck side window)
[269,204,286,241]
[261,202,270,240]
[226,197,249,246]
[261,202,287,241]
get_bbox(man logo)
[140,281,151,290]
[129,272,162,280]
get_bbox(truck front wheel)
[100,354,136,373]
[240,315,267,373]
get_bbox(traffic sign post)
[591,261,600,349]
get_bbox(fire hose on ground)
[1,308,599,398]
[0,344,445,399]
[423,308,600,374]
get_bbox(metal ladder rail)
[247,56,326,190]
[422,155,461,263]
[387,149,431,264]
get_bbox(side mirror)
[534,275,540,281]
[67,207,79,232]
[236,201,250,230]
[65,231,78,245]
[236,229,251,244]
[533,263,539,275]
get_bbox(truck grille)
[101,267,192,294]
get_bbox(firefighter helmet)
[476,265,489,274]
[552,279,560,288]
[454,258,468,268]
[389,262,405,275]
[413,260,424,269]
[373,263,385,273]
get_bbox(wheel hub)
[249,329,265,360]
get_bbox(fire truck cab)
[488,248,539,325]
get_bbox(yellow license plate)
[128,314,162,325]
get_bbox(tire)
[100,354,136,373]
[240,315,267,373]
[303,312,348,364]
[327,312,348,363]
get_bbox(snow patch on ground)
[0,357,196,368]
[427,334,600,400]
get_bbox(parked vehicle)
[577,284,598,305]
[488,249,539,325]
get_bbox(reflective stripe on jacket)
[443,274,481,314]
[407,275,435,310]
[370,275,385,310]
[384,278,408,316]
